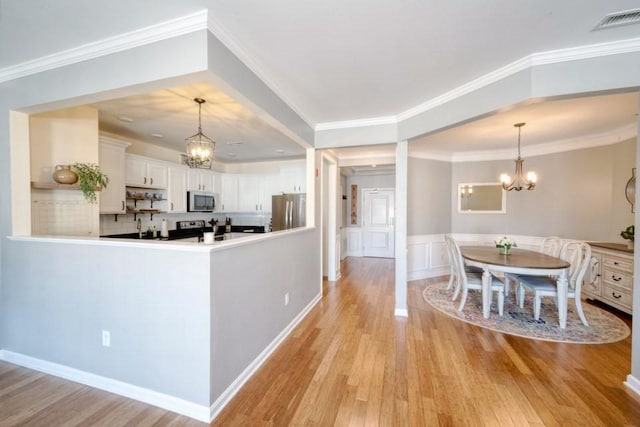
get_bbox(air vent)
[594,8,640,31]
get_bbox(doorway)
[362,188,395,258]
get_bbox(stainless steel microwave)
[187,191,216,212]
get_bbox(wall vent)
[593,8,640,31]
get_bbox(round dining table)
[459,246,571,328]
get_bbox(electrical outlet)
[102,330,110,347]
[284,292,290,306]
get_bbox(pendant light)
[500,122,537,191]
[185,98,215,169]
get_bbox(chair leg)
[458,288,468,311]
[517,284,525,308]
[504,276,510,297]
[574,298,589,326]
[451,276,461,301]
[498,289,504,316]
[534,295,541,320]
[446,270,454,290]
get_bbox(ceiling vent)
[593,8,640,31]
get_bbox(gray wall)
[407,157,452,235]
[451,139,636,241]
[3,239,211,405]
[209,229,320,400]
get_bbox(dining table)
[460,246,571,328]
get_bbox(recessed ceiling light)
[275,149,285,154]
[226,153,237,157]
[118,116,134,123]
[371,164,377,168]
[151,133,164,138]
[226,141,244,145]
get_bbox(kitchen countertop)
[102,225,265,241]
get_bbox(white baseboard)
[0,349,210,422]
[208,292,322,421]
[0,292,323,424]
[408,266,449,281]
[394,308,408,317]
[624,374,640,397]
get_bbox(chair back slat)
[559,241,591,291]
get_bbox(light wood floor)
[2,257,639,426]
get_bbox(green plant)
[72,162,109,203]
[620,225,635,242]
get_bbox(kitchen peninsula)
[5,115,320,422]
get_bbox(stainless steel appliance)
[272,193,306,231]
[187,191,216,212]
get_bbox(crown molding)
[316,37,640,132]
[0,10,208,84]
[315,115,397,131]
[408,123,638,163]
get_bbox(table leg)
[557,269,568,329]
[482,268,491,318]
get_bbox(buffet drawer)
[602,255,633,274]
[602,268,633,291]
[601,284,633,311]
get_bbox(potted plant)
[72,162,109,203]
[620,225,634,248]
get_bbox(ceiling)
[2,1,640,163]
[92,82,307,163]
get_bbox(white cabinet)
[187,169,217,193]
[259,174,279,212]
[220,174,239,212]
[99,138,129,214]
[279,162,306,193]
[167,167,187,213]
[125,155,168,189]
[234,174,279,212]
[584,243,634,314]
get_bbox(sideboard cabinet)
[584,242,634,315]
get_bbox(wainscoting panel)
[407,234,449,281]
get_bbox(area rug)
[422,279,630,344]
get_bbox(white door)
[362,188,395,258]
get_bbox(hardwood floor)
[1,256,639,426]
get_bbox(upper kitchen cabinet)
[167,166,188,213]
[220,174,239,212]
[125,154,168,189]
[279,162,306,193]
[99,137,130,214]
[187,169,218,193]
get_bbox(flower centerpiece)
[495,236,517,255]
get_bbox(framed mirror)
[625,168,635,213]
[458,182,506,214]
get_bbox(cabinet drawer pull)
[611,292,623,299]
[611,275,622,282]
[144,177,147,184]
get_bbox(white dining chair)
[445,234,485,302]
[449,236,505,315]
[516,240,591,326]
[504,236,562,297]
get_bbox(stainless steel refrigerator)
[272,194,306,231]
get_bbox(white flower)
[495,236,517,249]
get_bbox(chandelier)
[500,122,537,191]
[185,98,215,169]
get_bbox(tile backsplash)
[100,212,271,235]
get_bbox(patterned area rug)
[422,279,630,344]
